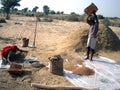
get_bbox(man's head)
[11,45,18,52]
[87,15,95,25]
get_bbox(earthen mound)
[61,24,120,52]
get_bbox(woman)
[85,12,99,61]
[1,45,27,65]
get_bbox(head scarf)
[11,45,18,51]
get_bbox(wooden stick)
[31,83,95,90]
[33,16,38,47]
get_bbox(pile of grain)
[65,65,95,76]
[61,23,120,52]
[72,66,95,76]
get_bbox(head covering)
[11,45,18,51]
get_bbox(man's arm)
[93,12,99,24]
[18,49,28,53]
[93,12,99,38]
[86,15,91,25]
[7,51,12,64]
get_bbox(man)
[1,45,27,65]
[85,12,99,61]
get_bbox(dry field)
[109,26,120,39]
[0,15,120,90]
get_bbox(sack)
[49,55,63,75]
[1,46,12,58]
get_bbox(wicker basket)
[8,63,24,75]
[22,38,29,47]
[84,3,98,16]
[49,55,63,75]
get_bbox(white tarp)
[0,58,10,69]
[0,57,39,69]
[64,56,120,90]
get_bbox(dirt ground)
[0,15,85,90]
[0,15,120,90]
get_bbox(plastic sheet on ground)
[0,58,10,69]
[64,56,120,90]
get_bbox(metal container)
[84,3,98,16]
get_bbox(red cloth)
[1,45,18,58]
[11,45,18,51]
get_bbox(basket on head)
[84,3,98,16]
